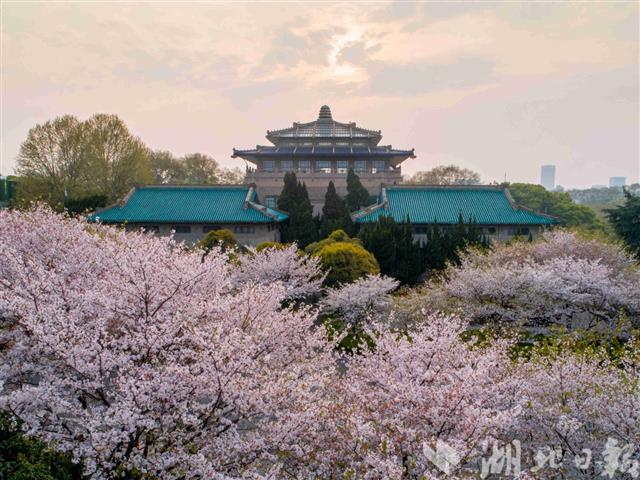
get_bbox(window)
[337,160,348,174]
[298,160,310,173]
[414,226,428,234]
[487,227,497,235]
[315,160,331,173]
[141,225,159,233]
[280,160,293,172]
[516,227,530,236]
[372,160,386,174]
[354,160,367,173]
[234,225,255,234]
[262,160,274,173]
[172,225,191,234]
[203,225,222,233]
[265,196,278,209]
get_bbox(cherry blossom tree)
[512,345,640,478]
[323,313,521,478]
[0,206,336,479]
[2,209,638,479]
[321,274,399,325]
[408,231,640,331]
[232,244,325,300]
[320,274,399,352]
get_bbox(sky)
[1,1,638,188]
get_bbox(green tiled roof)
[353,186,558,225]
[90,185,288,224]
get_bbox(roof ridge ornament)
[318,105,332,121]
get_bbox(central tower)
[232,106,415,213]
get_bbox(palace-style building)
[91,106,558,246]
[233,105,415,213]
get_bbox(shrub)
[197,228,236,252]
[314,241,379,286]
[304,228,359,256]
[64,194,109,215]
[255,241,289,252]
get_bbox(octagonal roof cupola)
[318,105,332,121]
[263,105,384,145]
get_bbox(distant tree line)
[405,164,481,185]
[568,184,640,223]
[506,183,606,232]
[12,114,243,212]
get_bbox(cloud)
[1,1,638,187]
[364,56,496,96]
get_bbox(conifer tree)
[322,181,344,220]
[345,169,370,212]
[359,216,423,285]
[277,172,298,213]
[605,188,640,258]
[277,173,318,248]
[320,181,353,238]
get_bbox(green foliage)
[83,114,153,200]
[568,184,640,223]
[305,229,360,256]
[345,169,370,212]
[312,235,379,286]
[422,214,489,271]
[323,314,376,355]
[255,241,289,252]
[322,181,344,219]
[64,194,109,215]
[507,183,604,231]
[359,216,423,285]
[149,150,184,184]
[277,173,318,248]
[16,114,152,207]
[198,229,237,253]
[358,214,488,284]
[406,165,481,185]
[147,150,245,186]
[15,115,243,210]
[605,188,640,258]
[0,411,83,480]
[320,181,353,238]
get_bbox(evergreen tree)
[345,169,370,212]
[322,181,344,219]
[359,216,423,285]
[605,188,640,258]
[360,215,489,284]
[277,172,299,213]
[277,173,318,248]
[320,181,353,237]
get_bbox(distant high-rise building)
[540,165,556,190]
[609,177,626,188]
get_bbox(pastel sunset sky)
[1,1,638,187]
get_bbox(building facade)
[91,185,287,246]
[540,165,556,190]
[352,185,558,243]
[233,105,415,213]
